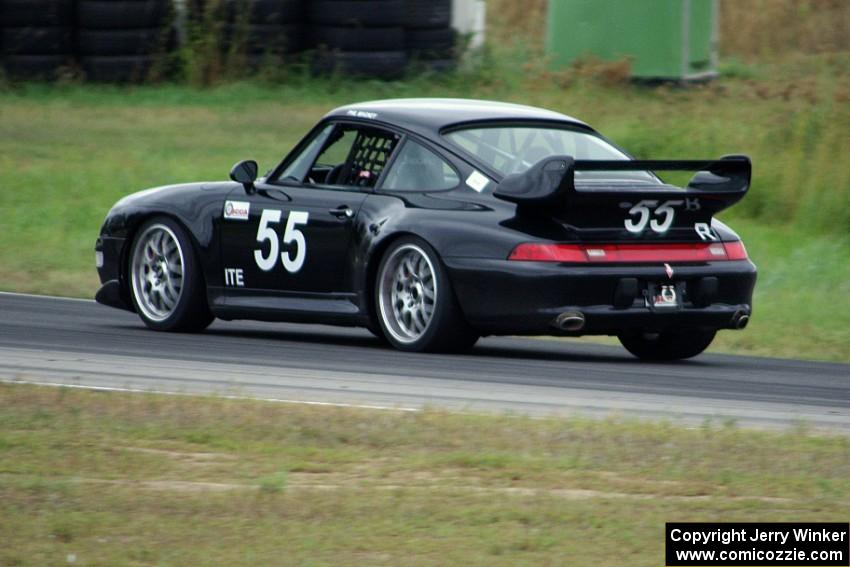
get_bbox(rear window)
[444,125,657,183]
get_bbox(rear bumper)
[445,257,757,335]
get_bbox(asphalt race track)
[1,292,848,431]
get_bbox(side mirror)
[230,160,258,193]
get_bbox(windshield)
[444,126,657,183]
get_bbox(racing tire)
[80,54,154,81]
[375,236,478,353]
[404,0,451,29]
[1,27,72,55]
[77,28,164,56]
[617,328,716,361]
[0,0,73,27]
[128,217,214,333]
[77,0,169,29]
[312,25,404,51]
[308,1,404,27]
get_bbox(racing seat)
[325,163,347,185]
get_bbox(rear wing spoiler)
[494,155,751,215]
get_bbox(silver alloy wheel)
[130,223,185,323]
[378,244,438,344]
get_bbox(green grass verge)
[1,384,848,566]
[0,54,847,361]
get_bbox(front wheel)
[129,217,214,332]
[375,237,478,352]
[618,328,716,360]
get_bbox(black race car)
[95,98,757,359]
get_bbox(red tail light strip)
[722,240,749,261]
[509,241,748,263]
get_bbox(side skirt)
[208,287,368,327]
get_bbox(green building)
[546,0,718,80]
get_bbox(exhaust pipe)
[554,311,586,332]
[731,310,750,330]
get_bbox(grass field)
[1,52,848,361]
[1,383,848,566]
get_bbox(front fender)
[98,181,241,301]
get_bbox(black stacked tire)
[213,0,305,70]
[404,0,451,29]
[77,0,172,82]
[404,0,455,71]
[309,0,407,80]
[77,1,169,28]
[1,0,73,79]
[242,0,304,27]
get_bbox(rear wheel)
[129,217,213,332]
[375,237,477,352]
[618,328,716,360]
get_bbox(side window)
[314,127,357,171]
[278,124,334,182]
[310,125,398,188]
[382,140,460,191]
[275,123,399,188]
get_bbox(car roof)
[325,98,590,138]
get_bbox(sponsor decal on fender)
[224,200,250,221]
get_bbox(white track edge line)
[0,291,94,302]
[0,378,420,413]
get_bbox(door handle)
[329,205,354,219]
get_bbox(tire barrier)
[404,0,455,72]
[219,0,305,62]
[308,0,408,80]
[76,0,172,82]
[0,0,456,81]
[1,0,74,78]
